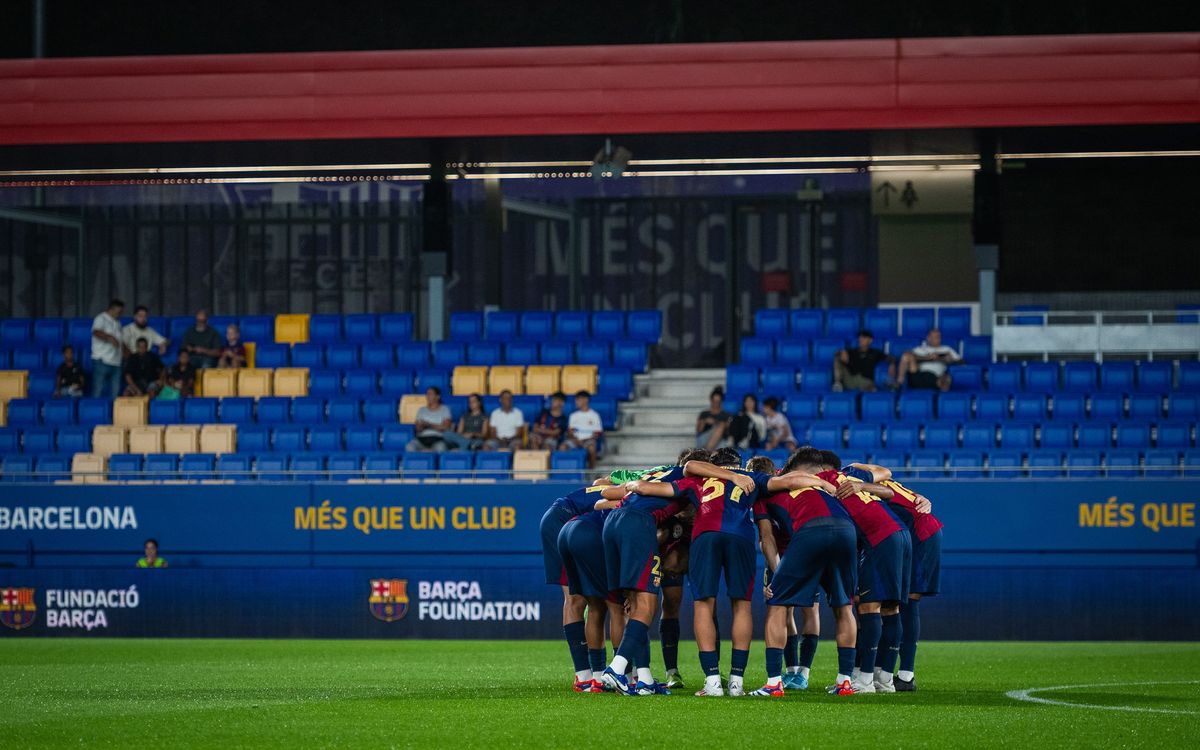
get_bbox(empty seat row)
[449,310,662,344]
[298,366,631,400]
[753,307,971,341]
[788,421,1196,451]
[740,335,992,367]
[252,340,649,371]
[863,450,1199,479]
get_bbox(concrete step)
[603,434,696,461]
[637,379,722,400]
[637,367,725,381]
[617,409,698,430]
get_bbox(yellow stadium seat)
[201,368,238,398]
[71,453,106,484]
[112,396,148,427]
[274,367,309,397]
[399,394,426,424]
[488,366,525,395]
[199,424,237,455]
[238,369,273,398]
[164,425,200,454]
[513,449,550,481]
[562,365,598,395]
[452,366,488,396]
[0,399,6,426]
[275,314,310,344]
[128,425,165,454]
[91,426,127,457]
[525,366,562,396]
[0,370,29,401]
[244,341,257,368]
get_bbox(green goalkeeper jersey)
[607,465,673,484]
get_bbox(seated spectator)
[560,390,603,468]
[762,396,798,451]
[166,350,197,398]
[54,344,86,398]
[696,386,732,450]
[485,389,527,451]
[726,393,766,449]
[136,538,167,568]
[405,386,453,452]
[121,304,168,357]
[182,309,223,368]
[218,324,247,368]
[900,328,960,391]
[123,338,165,397]
[443,393,488,450]
[835,329,894,392]
[91,298,125,399]
[530,391,568,450]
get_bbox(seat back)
[199,424,237,454]
[163,425,200,454]
[274,368,309,397]
[128,425,165,454]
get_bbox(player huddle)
[540,445,942,696]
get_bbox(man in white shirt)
[900,329,960,392]
[90,298,125,398]
[560,390,604,468]
[485,390,526,451]
[121,304,169,356]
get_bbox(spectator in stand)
[166,349,198,398]
[405,386,453,452]
[899,328,960,392]
[762,396,798,451]
[530,391,568,450]
[181,309,223,368]
[696,386,732,450]
[54,344,86,398]
[834,329,895,392]
[218,324,247,368]
[726,393,766,449]
[485,389,527,451]
[121,304,168,357]
[443,393,488,450]
[123,337,165,397]
[90,298,125,398]
[560,390,603,468]
[136,538,168,568]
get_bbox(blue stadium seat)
[1180,362,1200,391]
[291,455,326,481]
[519,312,554,341]
[180,453,215,480]
[362,398,397,424]
[962,423,996,449]
[472,451,512,477]
[309,370,342,398]
[467,341,502,366]
[810,338,842,365]
[762,367,797,395]
[345,425,380,453]
[862,308,898,339]
[775,340,810,365]
[308,315,341,345]
[1105,449,1140,478]
[450,312,484,342]
[514,396,543,423]
[1090,393,1122,421]
[379,313,414,342]
[397,342,432,369]
[755,309,790,339]
[182,397,218,424]
[327,397,361,424]
[1024,362,1059,391]
[1000,423,1036,450]
[273,426,307,452]
[898,392,935,421]
[1128,393,1162,421]
[592,396,618,429]
[1136,361,1172,392]
[1157,422,1192,449]
[107,453,143,481]
[975,393,1008,421]
[1168,394,1199,421]
[6,398,41,427]
[988,449,1025,479]
[504,341,539,366]
[591,311,625,340]
[380,424,415,452]
[807,422,843,448]
[948,450,985,478]
[379,371,414,397]
[402,452,437,479]
[363,452,399,479]
[1143,449,1181,477]
[342,314,377,343]
[439,451,475,479]
[950,364,983,391]
[486,311,519,341]
[1051,394,1086,421]
[291,397,325,425]
[361,344,396,370]
[31,454,70,482]
[987,363,1021,392]
[256,397,291,425]
[1099,362,1135,392]
[27,370,56,399]
[1040,423,1074,450]
[414,369,451,394]
[31,318,64,347]
[909,450,946,478]
[598,367,633,399]
[961,336,993,364]
[576,341,611,366]
[434,341,467,368]
[144,453,179,479]
[56,426,90,454]
[255,454,289,482]
[627,310,663,344]
[901,307,936,338]
[937,307,971,341]
[825,309,860,339]
[0,350,9,368]
[0,454,33,481]
[77,398,111,427]
[789,309,823,340]
[12,346,45,370]
[1077,423,1112,448]
[149,399,182,426]
[238,316,273,343]
[327,452,363,481]
[822,392,856,422]
[540,341,574,365]
[869,450,906,472]
[726,366,758,395]
[0,428,18,454]
[291,343,324,368]
[861,392,894,422]
[1028,451,1064,477]
[1183,451,1200,478]
[936,392,971,422]
[923,422,958,450]
[0,319,31,346]
[848,424,882,451]
[555,311,589,340]
[740,338,774,366]
[785,393,820,421]
[613,341,648,372]
[219,397,255,425]
[253,343,289,368]
[209,316,237,337]
[168,316,193,340]
[1063,362,1098,392]
[885,424,920,451]
[1066,451,1102,478]
[1012,394,1047,421]
[67,317,93,345]
[799,366,832,393]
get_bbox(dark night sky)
[3,0,1199,58]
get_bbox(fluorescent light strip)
[868,164,981,172]
[997,150,1200,160]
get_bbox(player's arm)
[682,460,756,495]
[591,477,613,486]
[757,518,781,572]
[848,462,892,482]
[835,479,895,500]
[766,471,836,494]
[623,479,676,498]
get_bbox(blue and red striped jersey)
[818,469,904,547]
[672,470,774,543]
[754,486,850,550]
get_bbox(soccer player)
[558,505,626,693]
[814,449,911,695]
[841,460,942,692]
[541,482,626,691]
[657,511,692,689]
[748,452,858,696]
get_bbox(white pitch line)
[1005,680,1200,715]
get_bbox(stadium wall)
[1,481,1198,639]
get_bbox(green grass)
[1,640,1198,748]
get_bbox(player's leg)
[749,604,789,696]
[899,528,938,691]
[725,533,758,696]
[581,597,608,693]
[562,589,590,688]
[873,529,911,693]
[605,595,626,669]
[820,521,861,695]
[660,584,684,688]
[790,603,820,689]
[829,604,859,695]
[688,533,724,696]
[782,607,800,688]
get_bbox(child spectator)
[218,324,247,368]
[54,344,86,397]
[530,392,568,449]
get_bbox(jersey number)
[700,477,742,504]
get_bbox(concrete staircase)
[597,368,725,471]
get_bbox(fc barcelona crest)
[369,579,410,622]
[0,587,37,630]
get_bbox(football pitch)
[1,640,1197,748]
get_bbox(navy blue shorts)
[858,528,912,604]
[559,518,609,599]
[688,531,756,601]
[911,529,942,596]
[540,503,575,586]
[768,517,857,608]
[661,574,684,588]
[602,508,663,594]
